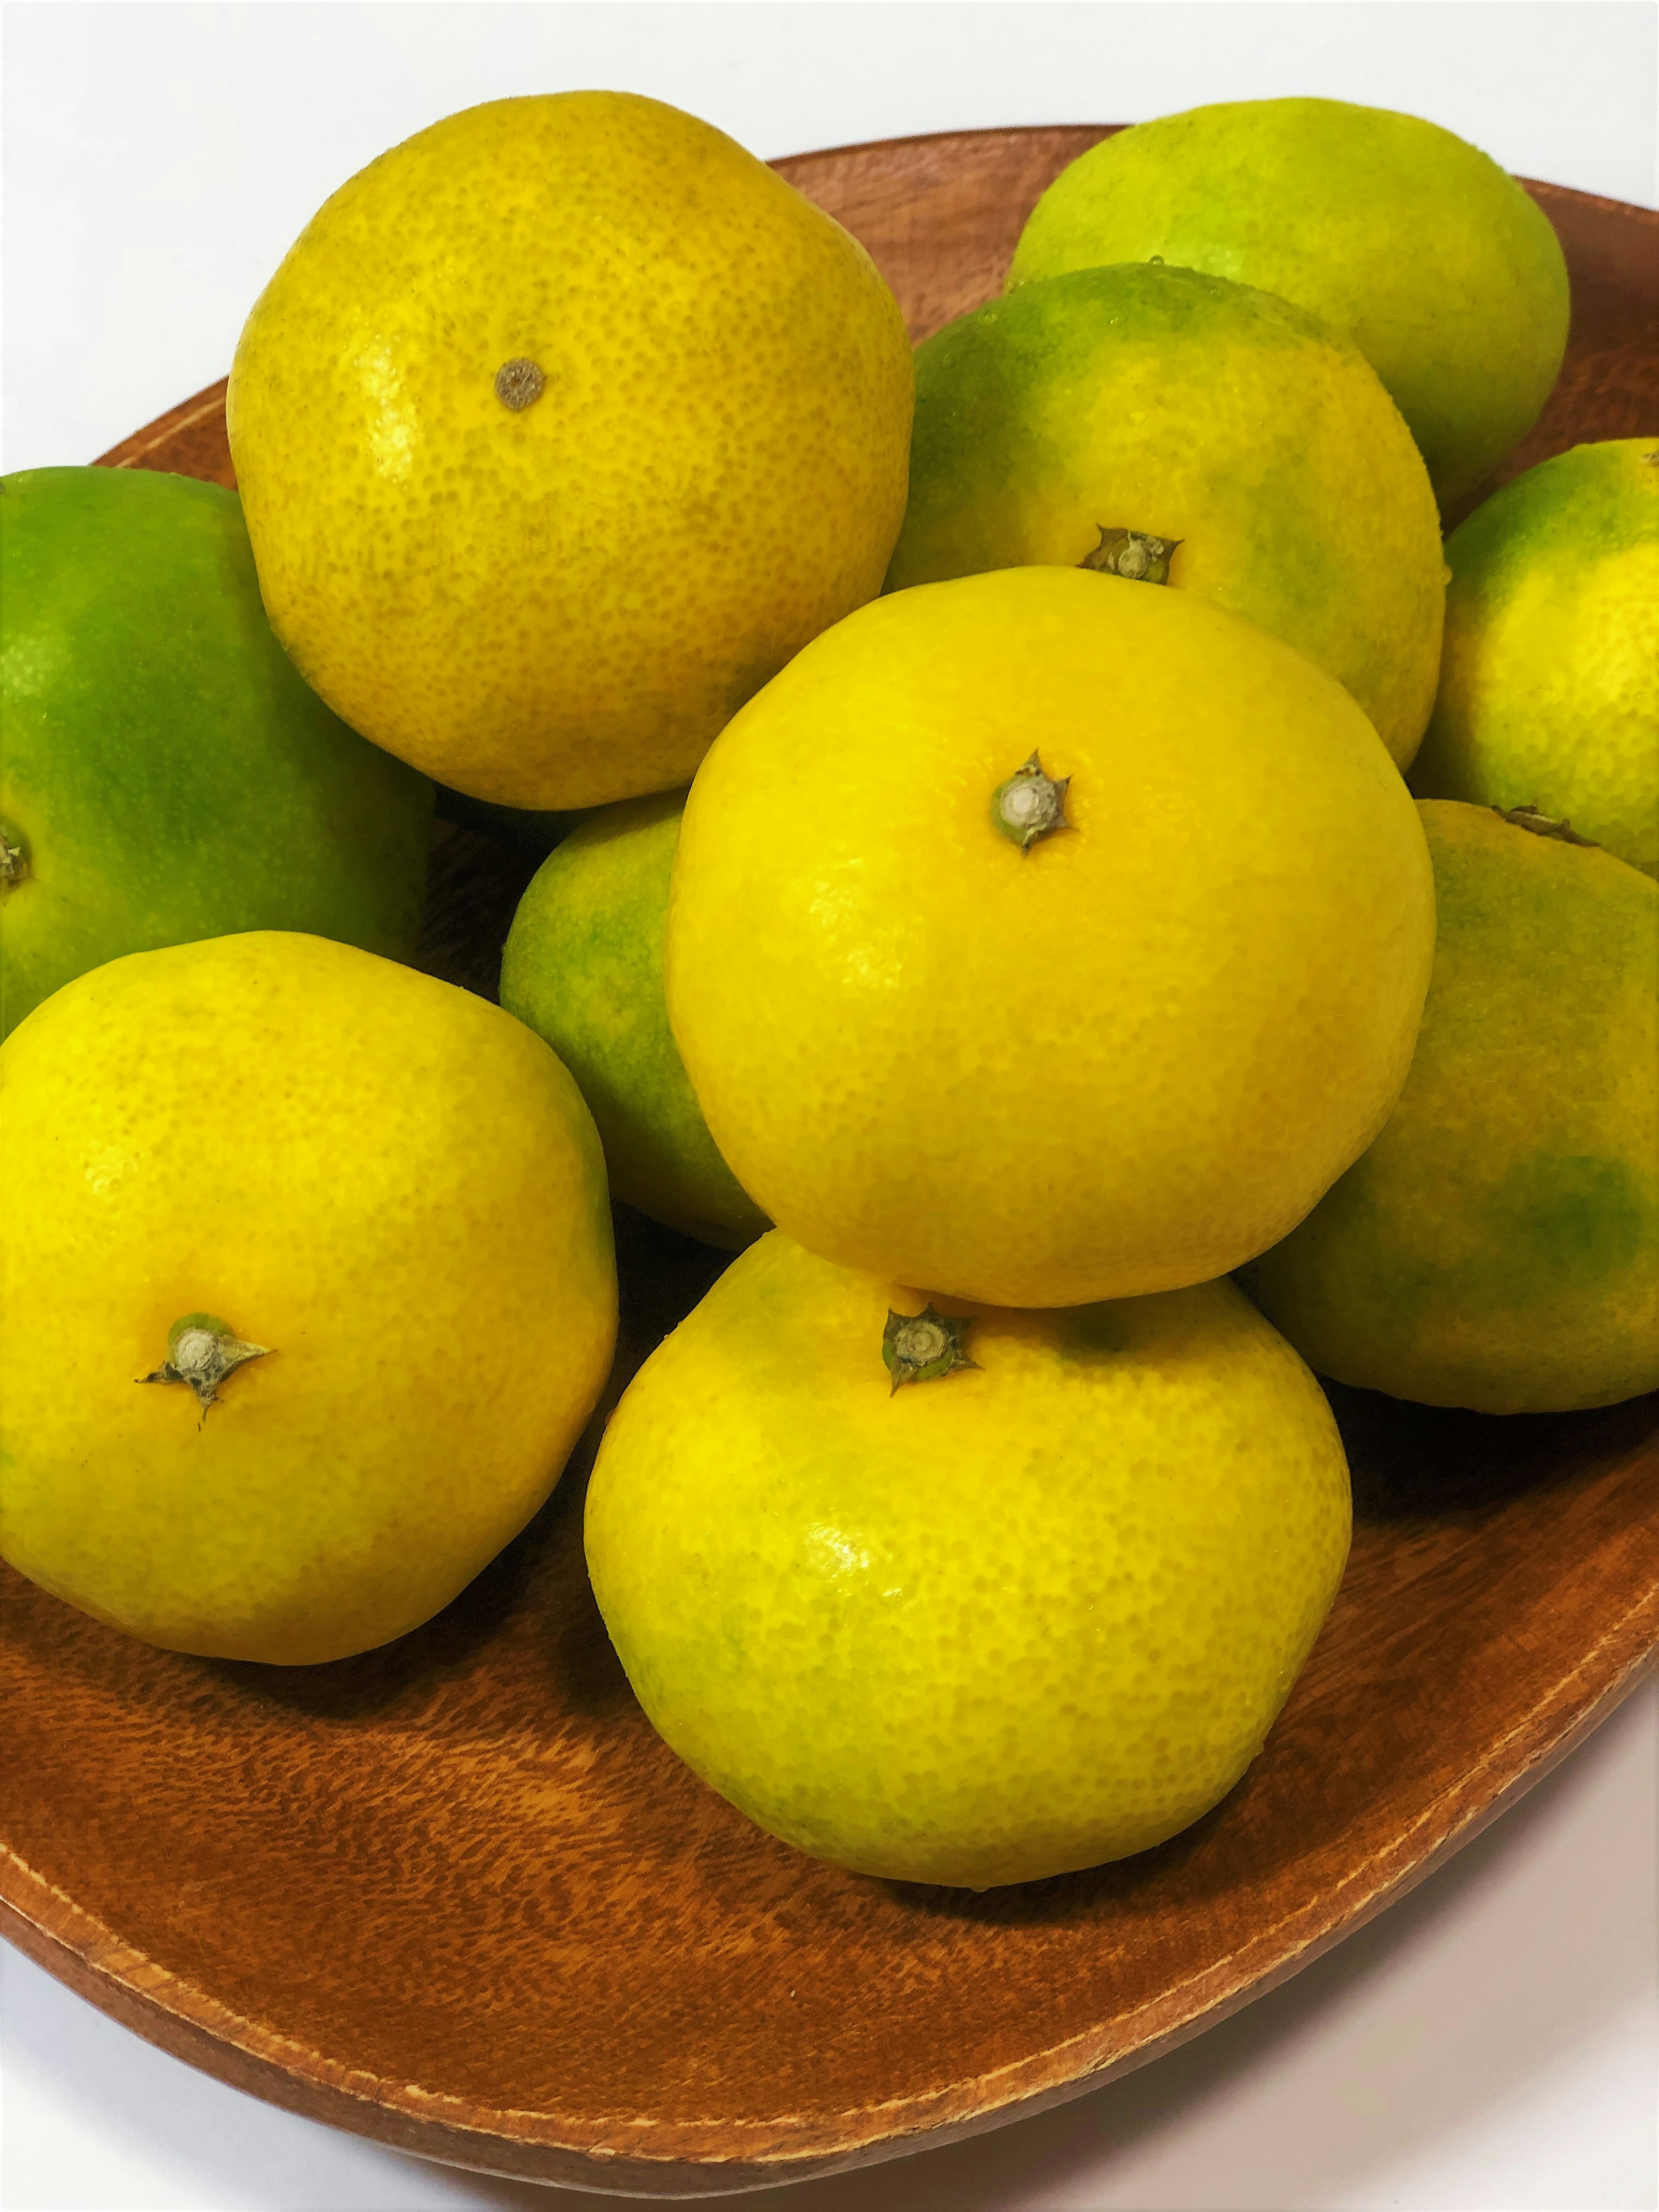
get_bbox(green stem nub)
[494,358,546,411]
[1080,526,1179,584]
[1492,804,1600,849]
[140,1312,271,1413]
[0,823,29,887]
[994,751,1072,854]
[882,1304,978,1394]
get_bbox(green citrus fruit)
[885,261,1442,767]
[0,467,432,1039]
[0,931,617,1663]
[227,92,914,810]
[1240,801,1659,1413]
[666,567,1435,1308]
[1009,99,1570,508]
[501,790,767,1249]
[586,1233,1351,1889]
[1411,440,1659,877]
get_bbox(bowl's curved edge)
[5,1610,1654,2197]
[95,375,236,481]
[92,165,1656,483]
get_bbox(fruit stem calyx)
[494,358,547,412]
[994,752,1072,854]
[140,1312,272,1414]
[1081,526,1180,584]
[0,823,29,887]
[1492,803,1600,849]
[882,1305,979,1394]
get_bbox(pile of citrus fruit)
[2,92,1654,1889]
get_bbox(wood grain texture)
[11,125,1656,2198]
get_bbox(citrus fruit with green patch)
[1009,99,1569,508]
[0,467,432,1039]
[886,261,1442,767]
[1240,801,1659,1413]
[1411,440,1659,877]
[586,1232,1351,1889]
[0,931,617,1663]
[228,91,914,811]
[501,789,767,1249]
[666,566,1435,1308]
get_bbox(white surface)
[3,5,1657,2208]
[3,0,1657,474]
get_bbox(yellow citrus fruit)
[1411,440,1659,877]
[227,92,913,810]
[586,1233,1352,1889]
[666,568,1435,1307]
[500,789,768,1249]
[885,262,1443,767]
[1240,802,1659,1413]
[1009,98,1569,508]
[0,931,617,1663]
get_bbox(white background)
[3,5,1657,2209]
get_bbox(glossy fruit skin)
[501,790,767,1249]
[887,262,1442,768]
[0,931,617,1664]
[1411,441,1659,877]
[1009,99,1569,509]
[587,1233,1351,1889]
[0,467,432,1039]
[1240,803,1659,1413]
[227,92,914,811]
[666,567,1436,1309]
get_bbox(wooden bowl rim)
[4,1635,1654,2196]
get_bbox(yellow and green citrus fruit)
[0,931,617,1663]
[886,261,1443,767]
[501,790,767,1249]
[1411,440,1659,877]
[666,567,1435,1308]
[587,1233,1351,1889]
[1240,802,1659,1413]
[228,91,914,811]
[0,467,432,1039]
[1009,99,1570,508]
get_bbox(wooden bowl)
[5,125,1656,2199]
